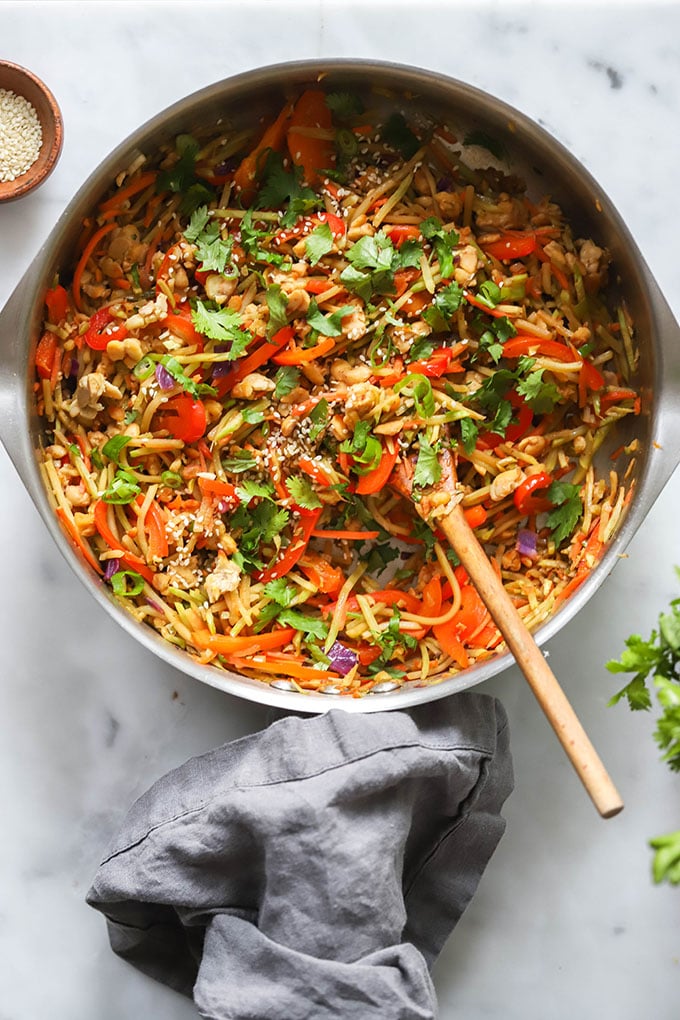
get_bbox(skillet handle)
[638,268,680,515]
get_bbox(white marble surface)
[1,2,679,1017]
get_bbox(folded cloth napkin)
[87,693,513,1020]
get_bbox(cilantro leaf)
[325,92,365,120]
[273,365,300,398]
[231,500,290,572]
[256,152,321,227]
[516,367,561,414]
[239,209,286,266]
[305,221,334,266]
[413,435,442,488]
[423,281,464,331]
[235,479,275,505]
[191,300,252,356]
[275,608,328,639]
[157,135,215,215]
[286,475,322,510]
[156,355,202,397]
[340,420,382,475]
[266,284,289,338]
[381,113,420,159]
[308,397,329,441]
[184,205,211,241]
[222,450,258,473]
[263,577,297,607]
[546,481,582,546]
[306,298,356,337]
[421,216,460,278]
[194,228,234,275]
[460,416,479,455]
[407,335,436,363]
[478,329,504,364]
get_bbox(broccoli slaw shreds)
[36,87,641,695]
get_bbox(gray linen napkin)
[87,693,513,1019]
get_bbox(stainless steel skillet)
[1,58,679,713]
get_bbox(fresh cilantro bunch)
[607,570,680,885]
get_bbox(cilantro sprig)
[607,571,680,885]
[340,230,422,303]
[192,300,252,359]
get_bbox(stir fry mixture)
[36,88,641,695]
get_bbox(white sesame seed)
[0,88,42,182]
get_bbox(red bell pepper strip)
[513,471,554,515]
[272,335,336,365]
[92,499,155,583]
[45,285,69,324]
[298,553,345,595]
[327,588,422,617]
[82,308,129,351]
[387,224,422,248]
[311,529,380,541]
[256,508,323,584]
[193,628,296,656]
[598,388,641,416]
[578,359,605,407]
[135,495,169,560]
[35,332,57,380]
[482,231,536,261]
[155,395,207,443]
[163,303,205,349]
[215,325,294,398]
[502,335,580,362]
[355,441,399,495]
[407,344,467,379]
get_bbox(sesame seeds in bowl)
[0,60,63,202]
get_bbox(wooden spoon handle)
[440,504,623,818]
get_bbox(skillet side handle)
[0,270,38,488]
[643,270,680,512]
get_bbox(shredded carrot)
[72,222,117,311]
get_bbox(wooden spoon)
[394,449,624,819]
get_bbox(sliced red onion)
[516,528,538,560]
[437,176,452,191]
[68,355,79,378]
[155,362,175,390]
[104,558,120,581]
[145,596,164,612]
[327,641,359,676]
[211,342,233,380]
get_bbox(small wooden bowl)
[0,61,63,202]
